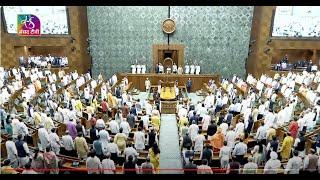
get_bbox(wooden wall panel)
[247,6,320,78]
[0,6,90,74]
[118,73,219,92]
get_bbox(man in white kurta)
[109,119,119,134]
[188,121,199,142]
[133,128,145,152]
[185,64,190,74]
[145,78,151,92]
[264,110,276,129]
[131,64,136,74]
[136,64,141,74]
[38,125,50,151]
[190,64,195,74]
[194,133,206,152]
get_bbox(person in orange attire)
[210,127,225,151]
[34,79,42,92]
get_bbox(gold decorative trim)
[162,18,176,34]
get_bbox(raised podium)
[160,81,177,114]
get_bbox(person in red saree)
[289,117,299,139]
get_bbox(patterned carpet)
[159,114,183,174]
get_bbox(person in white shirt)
[219,120,229,136]
[96,118,105,130]
[197,159,213,174]
[49,128,61,155]
[145,78,151,92]
[38,124,50,151]
[188,121,199,142]
[99,129,110,150]
[219,141,232,169]
[197,104,207,119]
[178,106,188,119]
[141,114,150,130]
[106,138,120,158]
[195,65,200,75]
[194,131,206,152]
[61,131,75,156]
[297,115,306,132]
[84,86,90,104]
[184,63,190,74]
[120,119,131,137]
[243,156,258,174]
[141,64,146,74]
[86,150,102,174]
[124,143,139,162]
[284,150,303,174]
[234,119,245,139]
[5,136,18,168]
[200,112,210,131]
[264,151,281,174]
[136,64,141,74]
[172,63,178,73]
[158,63,164,74]
[101,153,116,174]
[131,64,136,74]
[134,127,145,152]
[264,110,276,129]
[17,119,29,140]
[225,127,236,149]
[109,119,119,134]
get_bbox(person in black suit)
[207,120,217,137]
[186,78,192,93]
[155,63,159,74]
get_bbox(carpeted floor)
[159,114,183,174]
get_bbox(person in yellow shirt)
[151,113,161,132]
[178,115,188,131]
[149,143,160,173]
[107,91,114,108]
[74,132,89,160]
[266,127,276,142]
[279,132,294,160]
[90,95,99,111]
[33,111,42,127]
[75,97,83,112]
[44,114,55,133]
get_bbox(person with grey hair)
[242,156,258,174]
[140,157,155,174]
[101,153,116,174]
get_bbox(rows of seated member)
[177,70,320,174]
[1,71,164,174]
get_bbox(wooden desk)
[161,101,177,114]
[117,73,219,92]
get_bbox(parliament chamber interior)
[1,6,320,175]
